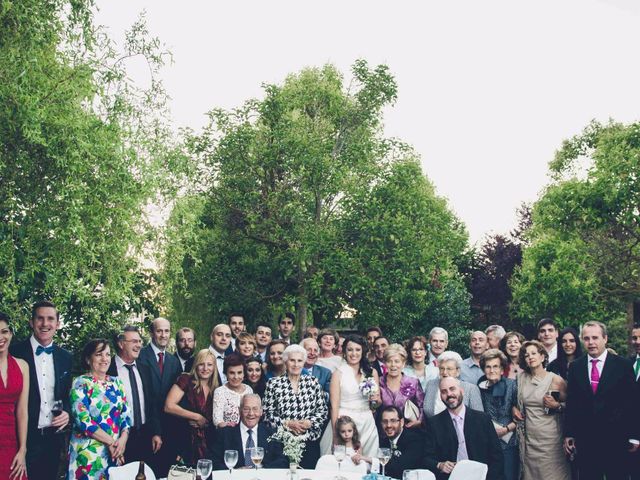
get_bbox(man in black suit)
[378,406,425,478]
[227,312,246,354]
[175,327,196,373]
[424,377,503,480]
[107,325,161,463]
[138,317,182,476]
[631,323,640,480]
[209,323,232,384]
[10,300,73,480]
[372,336,389,377]
[210,393,288,469]
[565,321,640,480]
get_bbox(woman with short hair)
[264,339,287,380]
[317,328,343,372]
[403,335,438,391]
[235,332,257,360]
[212,354,252,428]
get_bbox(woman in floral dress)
[68,339,131,480]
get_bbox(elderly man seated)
[210,394,288,469]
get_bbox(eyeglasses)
[381,418,400,425]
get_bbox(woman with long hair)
[243,356,267,398]
[402,335,438,391]
[546,327,582,380]
[264,339,287,380]
[500,331,525,379]
[165,348,220,464]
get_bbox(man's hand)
[437,461,456,474]
[52,410,69,429]
[151,435,163,453]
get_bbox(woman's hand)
[512,406,524,422]
[543,394,561,410]
[9,448,26,480]
[405,419,421,429]
[287,419,310,434]
[190,414,209,428]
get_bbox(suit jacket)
[423,378,484,418]
[10,338,73,437]
[424,408,504,480]
[371,359,385,378]
[174,353,194,374]
[107,357,160,436]
[304,364,331,394]
[137,344,182,434]
[566,353,639,457]
[380,428,425,479]
[209,422,288,470]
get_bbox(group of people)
[1,302,639,480]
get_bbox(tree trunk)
[297,296,308,338]
[627,301,634,356]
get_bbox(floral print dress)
[67,375,131,480]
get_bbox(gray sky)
[95,0,640,243]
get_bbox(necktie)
[36,345,54,355]
[124,364,142,428]
[590,359,600,393]
[634,357,640,379]
[244,428,255,466]
[157,352,164,376]
[453,416,468,461]
[381,363,388,375]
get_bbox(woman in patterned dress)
[212,354,252,427]
[263,344,328,469]
[165,348,219,464]
[67,339,131,480]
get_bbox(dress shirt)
[256,349,267,363]
[176,353,187,371]
[115,355,146,426]
[448,405,468,460]
[389,430,403,449]
[240,422,259,453]
[209,345,227,383]
[547,344,558,363]
[634,354,640,381]
[460,357,484,385]
[150,342,167,366]
[30,335,56,427]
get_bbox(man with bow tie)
[10,301,72,480]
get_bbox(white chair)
[448,459,488,480]
[315,454,368,474]
[316,454,338,470]
[404,469,437,480]
[108,461,157,480]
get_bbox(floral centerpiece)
[268,424,305,466]
[358,376,380,410]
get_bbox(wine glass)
[51,400,66,433]
[224,449,238,474]
[250,446,264,470]
[377,447,391,478]
[333,444,347,479]
[196,458,213,480]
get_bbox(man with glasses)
[378,406,425,478]
[209,394,288,469]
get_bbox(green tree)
[0,0,181,351]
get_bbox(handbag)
[403,399,420,422]
[167,465,196,480]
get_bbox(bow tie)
[36,345,54,356]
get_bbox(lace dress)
[212,383,253,426]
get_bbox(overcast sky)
[95,0,640,243]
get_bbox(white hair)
[282,344,308,363]
[485,325,506,339]
[429,327,449,341]
[438,350,463,369]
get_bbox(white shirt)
[30,336,55,428]
[547,344,558,363]
[209,345,227,384]
[115,355,146,426]
[176,353,188,371]
[240,422,259,455]
[587,349,607,381]
[150,342,167,364]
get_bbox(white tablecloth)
[211,468,367,479]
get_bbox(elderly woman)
[403,335,438,391]
[264,339,287,380]
[330,335,380,458]
[317,328,343,372]
[478,349,519,480]
[263,344,328,469]
[236,332,258,360]
[422,350,484,418]
[68,339,131,479]
[500,331,525,379]
[546,327,582,380]
[516,340,569,480]
[379,344,425,428]
[212,354,253,428]
[165,348,220,464]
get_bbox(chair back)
[315,454,368,474]
[108,461,157,480]
[449,459,488,480]
[403,469,437,480]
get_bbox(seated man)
[379,406,425,479]
[424,377,503,480]
[210,394,288,469]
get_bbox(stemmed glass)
[333,444,347,479]
[250,446,264,470]
[224,449,238,474]
[51,400,66,433]
[377,447,391,478]
[196,458,213,480]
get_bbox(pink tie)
[590,359,600,393]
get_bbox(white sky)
[95,0,640,244]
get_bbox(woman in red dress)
[0,312,30,480]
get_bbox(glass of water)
[224,449,239,474]
[196,458,213,480]
[377,447,391,478]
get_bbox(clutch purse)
[168,465,196,480]
[403,399,420,422]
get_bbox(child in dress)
[335,415,372,471]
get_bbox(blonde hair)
[190,349,220,392]
[383,343,407,363]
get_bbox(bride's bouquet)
[358,377,380,410]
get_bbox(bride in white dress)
[329,335,380,458]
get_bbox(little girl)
[335,416,372,471]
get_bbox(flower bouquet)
[268,424,305,465]
[358,376,380,410]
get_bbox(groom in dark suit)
[423,377,503,480]
[210,393,288,469]
[10,301,73,480]
[379,405,425,478]
[565,321,640,480]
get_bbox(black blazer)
[371,360,385,378]
[380,428,425,479]
[209,422,288,470]
[10,339,73,436]
[423,408,504,480]
[175,353,194,374]
[566,353,639,455]
[107,357,160,436]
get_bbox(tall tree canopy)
[161,61,470,341]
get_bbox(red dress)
[0,354,27,479]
